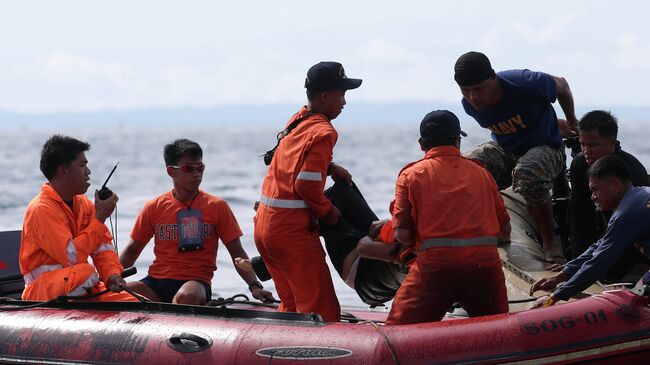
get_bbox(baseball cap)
[454,51,495,87]
[420,110,467,141]
[305,62,362,92]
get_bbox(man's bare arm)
[119,238,147,268]
[553,75,578,131]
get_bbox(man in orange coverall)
[20,135,135,301]
[255,61,362,322]
[387,110,511,324]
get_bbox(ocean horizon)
[2,117,649,306]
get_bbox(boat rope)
[340,311,371,323]
[108,203,118,255]
[206,293,280,308]
[0,287,113,311]
[447,295,538,314]
[119,284,150,303]
[508,297,538,304]
[0,283,147,311]
[361,320,400,365]
[0,289,282,312]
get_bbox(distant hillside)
[1,103,647,129]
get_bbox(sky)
[1,1,649,114]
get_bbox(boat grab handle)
[167,332,213,353]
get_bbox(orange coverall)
[255,106,341,322]
[20,183,135,301]
[387,146,509,324]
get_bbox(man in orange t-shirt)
[20,135,134,302]
[121,139,274,305]
[387,110,510,325]
[255,62,361,322]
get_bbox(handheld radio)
[98,162,120,253]
[99,163,119,200]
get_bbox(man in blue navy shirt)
[530,155,650,307]
[454,51,578,264]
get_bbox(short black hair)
[578,110,618,139]
[40,135,90,180]
[306,88,321,101]
[420,135,458,150]
[587,154,630,183]
[163,139,203,166]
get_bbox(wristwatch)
[248,280,263,292]
[542,295,557,307]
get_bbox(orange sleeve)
[216,200,243,245]
[91,248,123,283]
[24,202,110,267]
[378,221,395,243]
[294,132,335,218]
[130,201,155,244]
[391,172,415,231]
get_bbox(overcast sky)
[1,1,649,113]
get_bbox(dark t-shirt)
[556,186,650,300]
[462,69,563,155]
[569,146,649,278]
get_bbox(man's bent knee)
[467,142,512,190]
[23,263,98,300]
[512,164,554,205]
[69,263,96,278]
[517,187,552,205]
[173,281,206,305]
[126,281,160,301]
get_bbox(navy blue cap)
[305,62,362,92]
[420,110,467,141]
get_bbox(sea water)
[1,120,649,307]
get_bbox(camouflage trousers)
[465,141,566,205]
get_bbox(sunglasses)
[169,163,205,173]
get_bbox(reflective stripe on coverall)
[387,146,509,324]
[20,183,135,301]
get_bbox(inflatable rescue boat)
[0,191,648,364]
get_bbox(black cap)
[420,110,467,141]
[454,51,495,87]
[305,62,362,92]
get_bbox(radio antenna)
[102,162,119,190]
